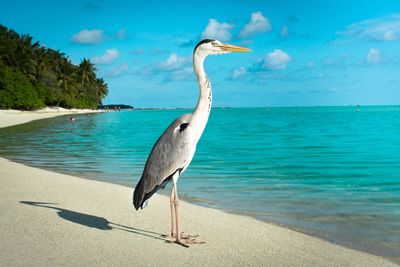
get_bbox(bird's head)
[194,39,251,57]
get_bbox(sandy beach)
[0,107,102,128]
[0,111,398,266]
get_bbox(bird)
[133,39,250,247]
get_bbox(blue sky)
[2,0,400,107]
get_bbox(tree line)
[0,24,108,110]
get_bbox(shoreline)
[0,110,398,266]
[0,107,103,128]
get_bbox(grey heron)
[133,39,250,247]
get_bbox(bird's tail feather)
[133,178,145,210]
[133,175,173,211]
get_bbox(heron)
[133,39,250,247]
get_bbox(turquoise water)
[1,106,400,261]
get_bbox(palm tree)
[38,48,66,105]
[1,24,109,109]
[0,25,19,66]
[78,58,96,88]
[95,78,108,102]
[33,47,49,82]
[57,58,77,97]
[16,34,39,80]
[46,49,65,75]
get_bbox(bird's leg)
[170,186,175,237]
[161,186,175,239]
[172,183,204,247]
[164,178,205,247]
[173,181,182,244]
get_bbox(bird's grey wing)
[133,114,193,209]
[144,114,193,187]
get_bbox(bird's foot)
[163,232,205,247]
[161,232,198,239]
[166,238,205,248]
[180,232,200,239]
[161,233,174,239]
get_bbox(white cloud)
[337,14,400,41]
[232,67,247,79]
[105,62,130,77]
[168,67,194,81]
[366,48,380,64]
[382,29,397,41]
[151,48,170,55]
[92,48,120,64]
[239,11,271,38]
[201,19,234,42]
[131,48,144,55]
[263,49,291,70]
[72,29,104,44]
[280,26,289,38]
[307,61,315,68]
[116,29,126,40]
[160,53,189,71]
[138,53,191,79]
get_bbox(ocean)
[0,106,399,261]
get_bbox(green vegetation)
[0,24,108,110]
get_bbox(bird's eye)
[211,41,217,46]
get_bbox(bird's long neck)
[191,52,212,142]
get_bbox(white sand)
[0,111,398,266]
[0,107,102,128]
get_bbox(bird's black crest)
[179,122,189,133]
[193,39,215,53]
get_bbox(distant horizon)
[125,103,400,109]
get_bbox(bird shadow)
[19,201,165,241]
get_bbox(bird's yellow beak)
[219,43,251,52]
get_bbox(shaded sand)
[0,111,398,266]
[0,107,101,128]
[0,158,397,266]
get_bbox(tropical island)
[99,104,134,110]
[0,24,108,110]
